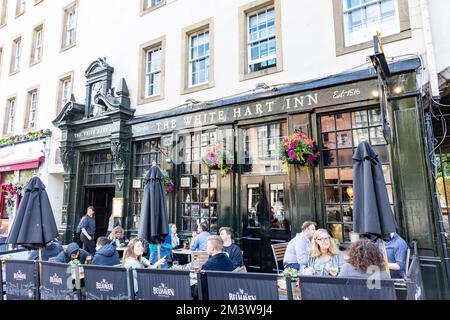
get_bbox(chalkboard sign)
[83,265,129,300]
[40,262,77,300]
[135,269,192,300]
[5,260,37,300]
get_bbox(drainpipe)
[420,0,450,293]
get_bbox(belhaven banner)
[135,269,192,300]
[206,271,279,300]
[5,260,37,300]
[40,261,77,300]
[83,265,130,300]
[299,275,397,300]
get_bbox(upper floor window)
[141,0,165,15]
[30,24,44,64]
[57,72,73,113]
[189,30,210,87]
[25,88,38,130]
[61,2,77,50]
[239,0,282,81]
[138,36,165,104]
[333,0,410,55]
[247,7,276,73]
[16,0,25,17]
[145,47,161,98]
[344,0,400,47]
[4,98,16,135]
[0,0,7,27]
[10,36,21,74]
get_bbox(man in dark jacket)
[192,235,234,299]
[92,237,121,266]
[55,242,90,264]
[219,227,243,269]
[28,240,63,261]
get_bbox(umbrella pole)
[157,244,161,269]
[381,240,391,278]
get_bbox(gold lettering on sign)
[233,108,241,118]
[218,111,225,121]
[244,107,252,117]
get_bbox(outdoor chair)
[191,251,209,269]
[271,242,288,274]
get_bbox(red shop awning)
[0,156,45,172]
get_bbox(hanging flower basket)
[0,129,52,148]
[1,182,25,216]
[202,144,234,177]
[160,169,174,193]
[280,131,319,167]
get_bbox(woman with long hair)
[108,226,127,248]
[339,238,390,279]
[301,229,345,276]
[123,238,166,295]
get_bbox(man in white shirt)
[283,221,316,270]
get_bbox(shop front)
[55,57,449,298]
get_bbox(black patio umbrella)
[6,176,58,250]
[352,141,397,275]
[138,165,169,261]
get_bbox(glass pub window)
[320,108,393,242]
[180,131,219,233]
[343,0,400,47]
[131,139,160,229]
[247,6,276,73]
[242,122,287,174]
[85,151,115,185]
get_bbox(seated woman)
[108,226,127,248]
[122,238,166,295]
[339,238,390,279]
[301,229,345,276]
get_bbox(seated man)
[92,236,121,266]
[190,223,210,251]
[28,240,63,261]
[283,221,316,270]
[219,227,243,269]
[54,242,90,264]
[383,232,409,279]
[192,236,234,300]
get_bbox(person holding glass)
[108,226,127,248]
[300,229,345,276]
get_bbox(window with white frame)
[0,0,7,26]
[16,0,25,16]
[27,90,38,129]
[6,98,15,134]
[61,78,71,106]
[343,0,400,47]
[66,10,75,46]
[189,30,210,87]
[31,25,43,63]
[247,6,276,73]
[145,47,161,97]
[11,37,21,73]
[146,0,161,9]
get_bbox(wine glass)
[329,266,339,277]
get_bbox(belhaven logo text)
[50,273,63,285]
[96,279,114,292]
[229,288,257,300]
[13,270,27,281]
[153,283,175,298]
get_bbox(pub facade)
[53,57,449,298]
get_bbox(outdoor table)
[172,248,193,263]
[116,247,126,258]
[277,278,301,300]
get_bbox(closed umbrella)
[6,176,59,286]
[352,141,397,276]
[138,165,169,264]
[6,176,58,250]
